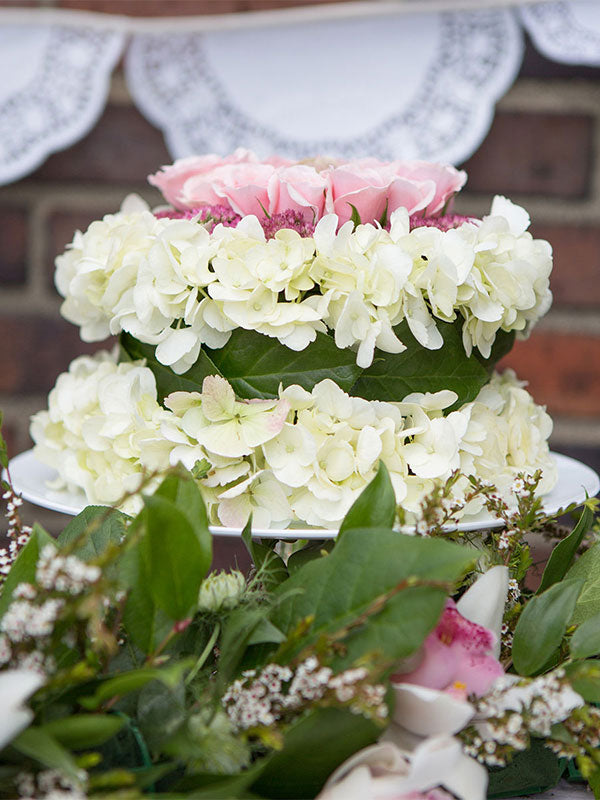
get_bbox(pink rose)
[324,158,437,226]
[392,599,503,698]
[182,162,277,218]
[394,161,467,216]
[272,164,328,220]
[148,148,258,209]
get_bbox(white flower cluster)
[16,769,87,800]
[30,352,169,513]
[0,489,32,579]
[222,656,387,732]
[55,196,552,372]
[462,668,584,766]
[36,544,101,595]
[0,546,101,675]
[31,352,556,529]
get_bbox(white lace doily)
[0,25,124,184]
[125,8,523,164]
[521,1,600,66]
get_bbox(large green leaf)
[251,707,379,799]
[140,493,210,621]
[121,328,363,401]
[350,319,490,406]
[512,578,584,676]
[0,524,54,617]
[570,612,600,659]
[154,471,212,577]
[271,529,474,670]
[487,737,565,798]
[566,543,600,624]
[40,715,125,749]
[57,505,128,561]
[12,728,82,784]
[538,506,594,594]
[338,461,396,536]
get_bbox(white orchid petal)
[392,683,475,736]
[456,565,509,658]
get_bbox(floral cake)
[31,151,556,525]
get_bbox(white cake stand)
[7,449,600,541]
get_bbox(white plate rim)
[6,449,600,541]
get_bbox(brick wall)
[1,1,599,536]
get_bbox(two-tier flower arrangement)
[31,150,556,528]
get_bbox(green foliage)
[538,505,594,594]
[338,462,396,536]
[121,329,363,402]
[271,529,475,670]
[486,738,565,798]
[564,661,600,702]
[0,524,54,617]
[57,505,128,561]
[512,578,584,676]
[79,662,191,710]
[12,728,82,784]
[251,707,379,799]
[287,541,333,575]
[350,318,491,407]
[120,471,212,648]
[570,612,600,659]
[242,522,288,590]
[40,715,125,749]
[122,316,511,410]
[566,543,600,624]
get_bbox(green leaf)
[120,332,223,402]
[251,707,379,799]
[40,715,125,749]
[0,524,54,617]
[140,493,209,620]
[12,727,82,784]
[122,329,363,401]
[216,606,272,695]
[570,611,600,659]
[566,543,600,624]
[351,318,490,407]
[119,535,172,654]
[564,660,600,702]
[474,328,516,375]
[287,541,334,575]
[246,618,286,646]
[271,529,474,670]
[242,523,288,590]
[512,578,584,676]
[486,737,565,798]
[57,505,128,561]
[538,506,594,594]
[348,203,362,229]
[338,461,396,536]
[79,662,191,710]
[154,470,212,577]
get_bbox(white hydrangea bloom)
[30,351,169,513]
[31,350,556,529]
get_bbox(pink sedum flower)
[393,599,504,698]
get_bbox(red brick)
[461,112,593,198]
[0,315,111,395]
[500,332,600,417]
[58,0,242,14]
[0,207,27,285]
[30,106,171,185]
[531,223,600,308]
